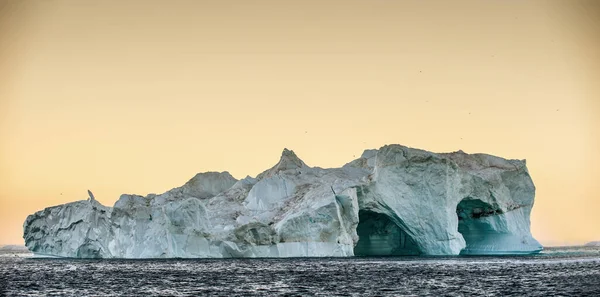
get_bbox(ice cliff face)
[23,145,543,258]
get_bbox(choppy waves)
[1,247,599,296]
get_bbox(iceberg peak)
[179,171,237,199]
[257,148,308,179]
[277,148,307,169]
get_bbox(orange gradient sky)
[1,0,598,246]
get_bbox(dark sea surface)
[1,247,599,296]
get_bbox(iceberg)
[585,241,600,247]
[23,145,543,258]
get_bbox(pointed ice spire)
[257,148,309,180]
[276,148,307,171]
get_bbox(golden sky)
[1,0,598,246]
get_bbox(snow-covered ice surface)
[23,144,543,258]
[0,246,599,296]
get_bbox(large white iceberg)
[23,145,543,258]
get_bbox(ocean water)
[1,247,599,296]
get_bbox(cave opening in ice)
[456,198,504,255]
[353,210,422,256]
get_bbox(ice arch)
[456,198,503,254]
[353,210,422,256]
[456,198,542,255]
